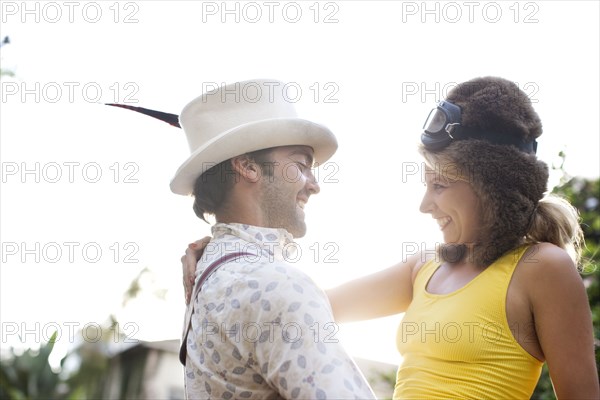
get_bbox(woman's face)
[419,164,482,245]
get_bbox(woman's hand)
[181,237,212,304]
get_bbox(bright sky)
[1,1,599,368]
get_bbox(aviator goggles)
[421,100,537,154]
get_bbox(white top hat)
[170,79,338,195]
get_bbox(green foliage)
[370,369,396,400]
[0,267,163,399]
[533,364,556,400]
[0,69,15,78]
[0,332,67,400]
[1,286,133,399]
[0,321,128,399]
[60,325,112,400]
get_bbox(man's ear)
[231,155,261,183]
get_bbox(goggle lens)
[423,108,448,134]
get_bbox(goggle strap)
[453,125,537,154]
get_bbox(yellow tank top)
[394,246,543,399]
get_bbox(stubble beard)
[259,175,306,238]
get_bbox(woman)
[182,77,599,398]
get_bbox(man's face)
[258,145,320,238]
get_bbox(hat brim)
[170,118,337,195]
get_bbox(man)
[172,80,375,399]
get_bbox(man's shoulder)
[228,257,318,291]
[196,255,332,326]
[201,242,316,285]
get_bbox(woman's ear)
[231,155,261,183]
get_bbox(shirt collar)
[211,223,297,260]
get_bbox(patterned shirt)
[184,223,375,400]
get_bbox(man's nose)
[306,170,320,195]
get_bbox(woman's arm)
[183,240,421,322]
[526,244,599,399]
[325,253,422,323]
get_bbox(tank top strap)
[482,244,531,289]
[413,257,442,292]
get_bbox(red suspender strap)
[179,251,253,365]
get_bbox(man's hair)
[192,148,275,223]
